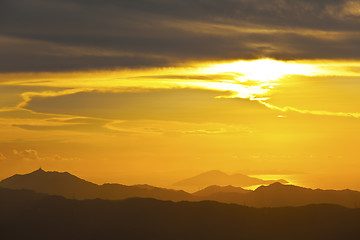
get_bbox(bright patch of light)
[202,59,318,82]
[178,81,270,99]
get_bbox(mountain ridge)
[2,169,360,208]
[0,168,194,201]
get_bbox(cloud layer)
[1,0,359,72]
[23,88,271,123]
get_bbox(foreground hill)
[1,187,360,240]
[173,170,288,189]
[0,168,193,201]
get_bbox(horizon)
[1,0,360,192]
[1,167,358,193]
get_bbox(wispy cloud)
[105,120,252,135]
[13,149,78,162]
[259,100,360,118]
[0,152,7,162]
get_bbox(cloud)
[105,120,252,135]
[13,149,77,162]
[258,100,360,119]
[22,88,274,123]
[0,0,359,72]
[0,85,69,109]
[130,73,243,82]
[12,117,112,133]
[240,169,306,175]
[0,109,54,119]
[13,149,41,161]
[0,152,7,161]
[22,86,359,124]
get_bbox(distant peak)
[33,168,46,173]
[255,182,286,191]
[269,182,285,186]
[277,179,289,184]
[202,170,228,176]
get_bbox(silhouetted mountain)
[0,168,194,201]
[0,168,98,198]
[245,182,360,208]
[198,182,360,208]
[193,185,251,197]
[1,187,360,240]
[173,170,288,188]
[2,169,360,208]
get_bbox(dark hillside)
[1,187,360,240]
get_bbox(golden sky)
[0,0,359,190]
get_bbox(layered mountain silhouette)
[0,168,193,201]
[193,185,251,197]
[198,182,360,208]
[2,169,360,208]
[1,187,360,240]
[247,182,360,208]
[173,170,288,189]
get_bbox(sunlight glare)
[202,59,318,82]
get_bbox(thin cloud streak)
[259,100,360,118]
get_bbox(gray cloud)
[0,0,359,72]
[0,109,54,119]
[130,73,243,81]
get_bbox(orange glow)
[0,58,360,190]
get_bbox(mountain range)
[0,168,193,201]
[1,169,360,208]
[1,187,360,240]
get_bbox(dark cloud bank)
[0,0,359,72]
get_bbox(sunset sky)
[0,0,359,190]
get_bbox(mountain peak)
[269,181,286,187]
[200,170,228,177]
[0,169,98,199]
[32,167,46,174]
[255,181,286,190]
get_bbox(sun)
[201,58,317,82]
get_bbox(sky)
[0,0,359,190]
